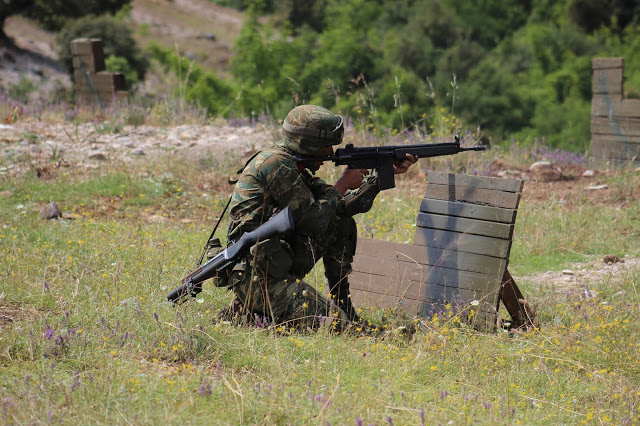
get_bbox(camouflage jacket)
[227,143,342,243]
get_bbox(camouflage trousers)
[228,215,357,329]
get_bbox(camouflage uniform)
[224,105,358,329]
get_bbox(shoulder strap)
[228,150,262,185]
[196,150,261,267]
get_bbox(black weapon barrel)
[167,282,191,302]
[392,142,461,160]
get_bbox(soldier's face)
[305,145,333,172]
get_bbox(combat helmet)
[281,105,344,155]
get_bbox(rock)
[40,202,62,220]
[89,152,108,161]
[586,184,608,190]
[562,269,575,275]
[535,168,563,182]
[529,161,552,171]
[0,190,12,197]
[582,169,595,177]
[131,148,145,156]
[30,145,41,154]
[603,254,624,264]
[148,215,169,223]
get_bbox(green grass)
[1,153,640,424]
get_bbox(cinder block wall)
[591,58,640,165]
[71,38,129,105]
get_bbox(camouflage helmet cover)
[280,105,344,155]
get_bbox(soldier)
[220,105,416,329]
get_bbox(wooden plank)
[591,95,640,118]
[425,286,500,310]
[420,198,517,223]
[592,69,623,95]
[590,134,640,144]
[349,270,424,299]
[426,184,521,209]
[352,248,507,277]
[350,265,503,298]
[590,138,640,162]
[416,212,513,239]
[350,289,424,313]
[413,227,511,258]
[592,57,623,70]
[427,172,523,193]
[356,238,509,272]
[591,116,640,137]
[350,280,499,326]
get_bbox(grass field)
[1,121,640,424]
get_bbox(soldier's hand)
[334,168,369,195]
[393,153,418,174]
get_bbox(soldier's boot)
[328,278,361,323]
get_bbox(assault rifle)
[167,207,295,304]
[296,135,487,190]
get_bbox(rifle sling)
[196,150,262,267]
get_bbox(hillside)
[0,0,244,98]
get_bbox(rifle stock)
[167,207,295,304]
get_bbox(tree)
[0,0,131,40]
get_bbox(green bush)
[105,55,138,90]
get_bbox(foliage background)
[3,0,640,151]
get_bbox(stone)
[40,202,62,220]
[603,254,624,264]
[586,184,608,190]
[582,169,595,177]
[529,161,552,171]
[89,152,108,161]
[131,148,145,156]
[148,215,169,223]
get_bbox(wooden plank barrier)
[71,38,129,106]
[590,57,640,166]
[349,172,535,331]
